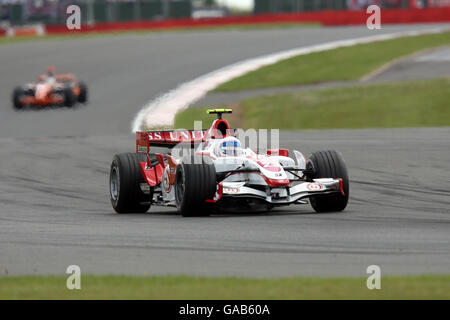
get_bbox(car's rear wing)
[136,130,208,153]
[136,114,237,153]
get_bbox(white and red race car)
[109,109,349,216]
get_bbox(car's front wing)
[220,178,344,205]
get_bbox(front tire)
[110,153,152,214]
[12,87,24,110]
[308,150,349,213]
[175,155,216,217]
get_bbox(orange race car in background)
[12,67,88,109]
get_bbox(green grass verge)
[0,22,319,46]
[175,78,450,130]
[1,274,448,299]
[214,32,450,92]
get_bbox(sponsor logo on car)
[306,183,324,191]
[223,187,240,194]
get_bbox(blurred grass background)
[176,78,450,130]
[214,32,450,92]
[1,274,449,299]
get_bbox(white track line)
[132,27,449,132]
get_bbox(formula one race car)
[109,109,349,216]
[12,67,88,109]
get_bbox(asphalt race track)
[0,25,449,277]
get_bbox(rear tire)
[64,87,76,107]
[308,150,349,213]
[110,153,152,214]
[12,87,24,110]
[175,155,216,217]
[78,82,88,103]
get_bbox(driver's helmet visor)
[219,140,243,156]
